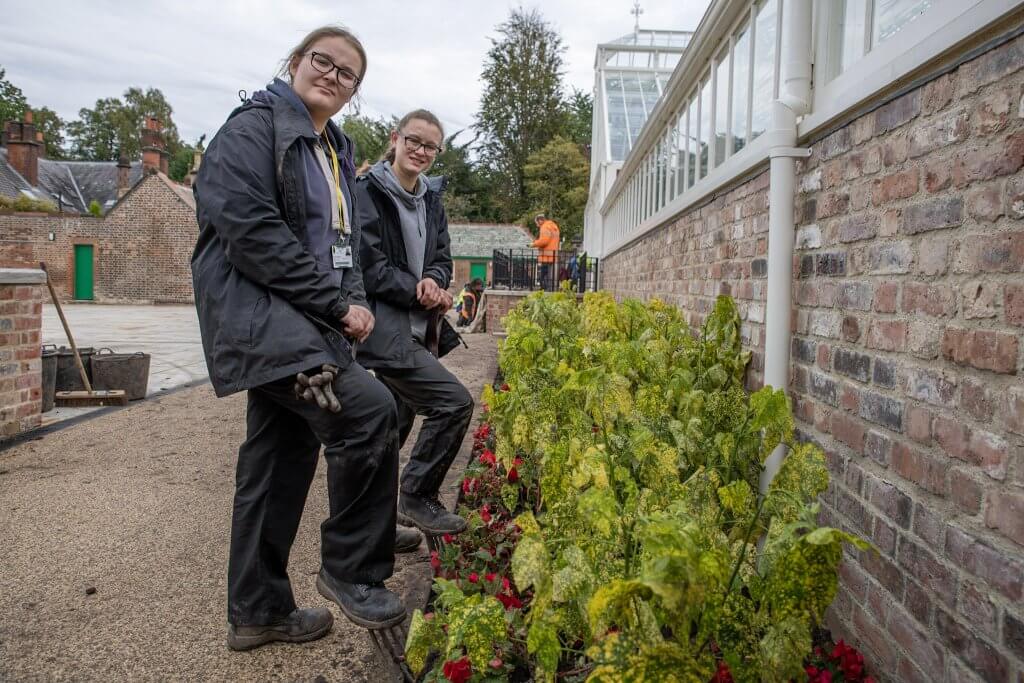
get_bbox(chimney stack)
[3,110,42,186]
[140,116,169,175]
[116,152,131,197]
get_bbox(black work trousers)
[375,344,474,498]
[227,362,399,626]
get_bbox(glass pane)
[839,0,868,73]
[873,0,932,46]
[676,111,686,195]
[605,74,629,161]
[686,96,697,188]
[732,25,750,154]
[714,51,730,166]
[699,78,712,179]
[751,0,777,142]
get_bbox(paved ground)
[0,332,498,682]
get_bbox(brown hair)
[278,25,368,88]
[383,109,445,163]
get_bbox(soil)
[0,333,499,682]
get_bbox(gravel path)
[0,334,498,682]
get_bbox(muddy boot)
[226,607,333,651]
[395,526,422,553]
[316,568,405,628]
[397,493,467,535]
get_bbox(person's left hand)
[437,290,454,312]
[416,278,446,309]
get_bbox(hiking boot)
[395,526,422,553]
[226,607,333,651]
[397,493,468,535]
[316,568,405,628]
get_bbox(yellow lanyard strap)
[322,135,350,235]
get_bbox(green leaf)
[445,594,507,670]
[404,609,443,675]
[527,619,560,682]
[587,579,652,634]
[512,534,549,592]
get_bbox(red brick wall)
[0,174,197,304]
[600,33,1024,682]
[485,291,531,334]
[0,280,42,438]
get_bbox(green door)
[470,261,487,283]
[74,244,94,300]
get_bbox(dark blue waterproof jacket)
[191,80,366,396]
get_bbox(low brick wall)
[484,290,531,334]
[599,32,1024,683]
[0,268,44,439]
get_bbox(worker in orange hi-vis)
[532,213,561,291]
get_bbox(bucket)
[55,346,95,392]
[41,344,58,412]
[90,349,151,400]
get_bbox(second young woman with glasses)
[355,110,474,538]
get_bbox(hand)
[341,304,374,343]
[416,278,446,309]
[438,290,454,312]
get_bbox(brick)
[840,383,860,412]
[901,282,955,317]
[888,607,945,678]
[1006,283,1024,325]
[866,241,914,274]
[832,412,866,453]
[795,224,821,249]
[942,327,1019,374]
[961,280,998,319]
[815,252,846,276]
[935,609,1009,683]
[841,315,861,343]
[899,536,957,606]
[909,107,969,157]
[1005,611,1024,662]
[860,548,906,597]
[918,234,950,276]
[864,430,892,467]
[879,208,899,236]
[984,490,1024,546]
[852,602,899,671]
[837,488,871,534]
[966,185,1004,222]
[792,337,816,364]
[968,429,1008,480]
[872,167,919,205]
[875,90,921,135]
[1000,387,1024,435]
[975,88,1013,136]
[953,131,1024,187]
[956,231,1024,273]
[751,258,767,277]
[892,441,946,495]
[903,579,932,625]
[845,459,866,495]
[1007,174,1024,219]
[904,367,957,408]
[959,35,1024,91]
[907,320,941,360]
[866,320,907,352]
[958,581,999,638]
[859,391,904,432]
[949,469,982,514]
[872,358,896,389]
[834,348,871,383]
[810,371,839,407]
[836,281,873,311]
[817,343,831,369]
[817,191,849,219]
[924,158,953,193]
[946,524,1024,600]
[865,474,913,528]
[900,197,963,235]
[913,502,945,548]
[871,516,897,556]
[808,310,840,338]
[873,281,899,312]
[960,377,993,423]
[935,416,970,460]
[820,126,852,160]
[921,72,955,115]
[883,133,910,167]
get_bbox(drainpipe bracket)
[769,146,812,159]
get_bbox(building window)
[686,95,698,189]
[732,22,751,155]
[873,0,932,45]
[750,0,778,142]
[699,76,712,179]
[714,48,731,167]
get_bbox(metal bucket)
[55,346,95,392]
[90,349,151,400]
[41,344,58,413]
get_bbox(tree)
[431,130,501,223]
[66,87,182,161]
[475,8,568,221]
[168,145,195,182]
[341,114,395,167]
[521,136,589,242]
[563,88,593,152]
[0,66,27,129]
[33,107,66,159]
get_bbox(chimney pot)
[4,111,41,186]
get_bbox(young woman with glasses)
[192,25,414,650]
[355,111,475,540]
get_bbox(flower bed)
[407,290,875,682]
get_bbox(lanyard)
[322,134,350,236]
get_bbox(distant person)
[355,109,474,538]
[455,278,485,328]
[192,24,412,650]
[532,213,560,291]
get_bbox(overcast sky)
[1,0,710,147]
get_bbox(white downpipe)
[759,0,813,494]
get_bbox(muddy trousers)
[227,362,399,626]
[375,345,474,498]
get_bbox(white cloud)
[1,1,709,147]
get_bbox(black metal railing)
[491,249,599,292]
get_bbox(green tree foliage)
[87,200,102,217]
[66,87,182,161]
[521,135,589,241]
[168,145,195,182]
[0,66,27,130]
[476,8,568,222]
[563,88,594,151]
[32,107,66,159]
[340,113,395,167]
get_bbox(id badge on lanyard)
[332,237,353,269]
[324,135,352,270]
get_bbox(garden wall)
[0,268,44,439]
[599,32,1024,683]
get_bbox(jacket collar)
[257,78,352,177]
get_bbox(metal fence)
[490,249,600,292]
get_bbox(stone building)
[447,222,535,290]
[583,1,1024,681]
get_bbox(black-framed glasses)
[399,133,443,156]
[307,51,361,90]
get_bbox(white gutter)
[759,0,813,493]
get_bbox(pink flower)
[489,657,503,669]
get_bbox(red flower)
[496,592,522,610]
[500,383,510,391]
[513,457,523,466]
[480,506,492,523]
[468,572,479,584]
[804,666,833,683]
[479,449,496,466]
[430,551,441,571]
[485,572,497,583]
[507,467,519,482]
[424,612,434,621]
[501,576,511,592]
[489,657,503,669]
[443,533,454,544]
[442,656,472,683]
[710,661,734,683]
[474,423,491,439]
